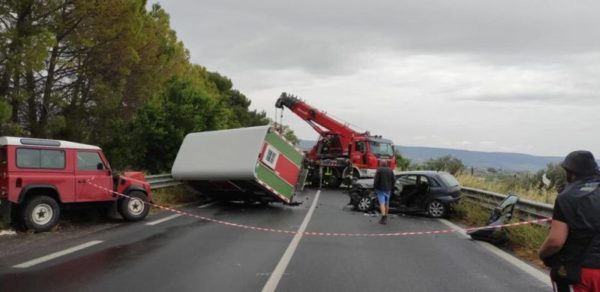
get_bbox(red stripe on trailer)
[274,155,299,186]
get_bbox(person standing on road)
[374,160,395,224]
[539,150,600,292]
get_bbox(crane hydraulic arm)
[275,92,360,145]
[275,92,397,188]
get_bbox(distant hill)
[297,140,568,172]
[396,146,564,172]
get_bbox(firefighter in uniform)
[539,150,600,292]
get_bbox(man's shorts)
[376,190,391,205]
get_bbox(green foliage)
[0,1,272,174]
[272,123,299,145]
[453,199,548,264]
[453,200,490,226]
[417,155,465,175]
[151,184,203,207]
[456,162,567,204]
[394,150,411,170]
[0,101,11,124]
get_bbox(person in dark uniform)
[373,160,395,225]
[538,150,600,292]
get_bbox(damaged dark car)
[348,171,462,218]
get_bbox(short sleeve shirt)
[552,176,600,268]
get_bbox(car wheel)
[356,196,374,212]
[22,195,60,232]
[426,200,447,218]
[119,191,150,221]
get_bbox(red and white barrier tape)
[86,179,551,237]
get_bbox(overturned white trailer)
[171,126,305,204]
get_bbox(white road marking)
[438,219,551,287]
[13,240,103,269]
[146,214,183,226]
[198,202,218,209]
[261,190,321,292]
[0,230,17,236]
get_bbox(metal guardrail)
[144,174,555,218]
[461,186,554,219]
[146,174,182,189]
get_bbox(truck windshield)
[368,141,394,157]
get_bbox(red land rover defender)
[0,137,152,232]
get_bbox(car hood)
[353,178,374,189]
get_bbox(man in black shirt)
[374,160,395,224]
[538,150,600,292]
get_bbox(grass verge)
[456,173,557,204]
[151,184,205,208]
[452,199,549,268]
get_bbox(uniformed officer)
[539,150,600,292]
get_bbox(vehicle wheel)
[118,191,150,221]
[22,195,60,232]
[426,200,447,218]
[326,174,341,188]
[356,196,374,212]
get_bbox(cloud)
[152,0,600,156]
[163,0,600,74]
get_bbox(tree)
[394,150,411,170]
[272,122,299,145]
[0,1,273,175]
[422,155,465,175]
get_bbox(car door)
[423,175,444,200]
[350,141,367,168]
[390,174,418,206]
[75,150,113,202]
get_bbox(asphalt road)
[0,189,551,292]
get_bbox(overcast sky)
[152,0,600,157]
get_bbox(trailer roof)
[171,126,272,180]
[0,136,100,150]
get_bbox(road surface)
[0,189,550,291]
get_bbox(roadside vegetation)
[0,0,293,174]
[455,173,558,204]
[453,199,548,267]
[395,152,559,265]
[395,152,565,203]
[151,185,204,208]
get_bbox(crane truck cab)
[0,136,152,232]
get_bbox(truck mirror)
[97,163,104,170]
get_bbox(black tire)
[426,200,447,218]
[326,174,341,188]
[356,196,375,212]
[118,191,150,221]
[22,195,60,232]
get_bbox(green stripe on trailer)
[255,164,294,200]
[265,133,303,166]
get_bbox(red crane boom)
[275,92,396,187]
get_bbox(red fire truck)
[275,92,396,187]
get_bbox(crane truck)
[275,92,396,188]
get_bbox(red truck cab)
[0,137,152,232]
